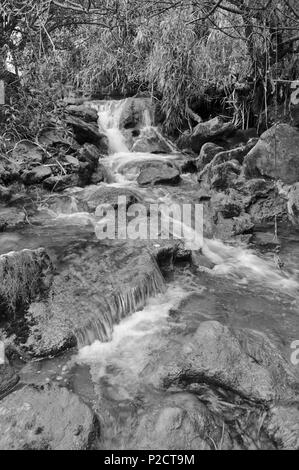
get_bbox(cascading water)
[90,99,299,294]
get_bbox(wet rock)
[22,166,52,185]
[65,115,109,153]
[287,183,299,225]
[196,143,224,172]
[147,321,296,404]
[130,393,235,450]
[43,174,80,192]
[249,191,287,226]
[199,160,241,191]
[0,206,26,232]
[38,128,77,149]
[243,124,299,184]
[265,405,299,450]
[132,127,174,154]
[0,385,100,450]
[118,97,154,130]
[75,185,142,211]
[12,141,45,165]
[137,162,181,186]
[0,185,11,202]
[11,241,166,357]
[226,128,258,149]
[211,139,259,167]
[212,213,254,240]
[0,362,19,397]
[65,104,98,123]
[0,248,53,321]
[188,117,236,153]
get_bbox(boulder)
[146,321,297,404]
[75,185,142,211]
[38,128,77,149]
[210,139,259,167]
[0,207,26,232]
[43,174,79,192]
[17,241,165,357]
[0,385,100,450]
[129,393,235,450]
[22,166,52,185]
[243,124,299,184]
[118,97,154,130]
[65,115,109,153]
[65,104,98,123]
[12,141,45,165]
[196,143,224,172]
[189,117,235,153]
[249,190,287,226]
[131,127,173,154]
[199,160,241,191]
[287,183,299,225]
[0,362,19,397]
[137,162,181,186]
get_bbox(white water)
[77,285,187,389]
[70,97,299,372]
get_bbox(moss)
[0,248,53,321]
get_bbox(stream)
[2,99,299,449]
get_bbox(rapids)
[2,97,299,449]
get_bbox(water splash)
[92,100,129,153]
[74,256,166,347]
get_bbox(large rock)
[196,143,224,172]
[65,115,109,153]
[0,362,19,397]
[0,385,100,450]
[287,183,299,225]
[14,241,165,357]
[129,393,235,450]
[132,127,174,154]
[65,104,98,123]
[74,185,142,211]
[22,166,52,185]
[0,206,26,232]
[243,124,299,184]
[198,160,241,191]
[184,117,235,153]
[118,97,154,130]
[146,321,297,404]
[137,162,181,186]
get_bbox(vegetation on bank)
[0,0,298,148]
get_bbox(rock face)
[129,393,235,450]
[243,124,299,184]
[180,117,235,153]
[0,248,53,320]
[137,162,181,186]
[65,114,109,153]
[196,143,224,172]
[23,166,52,185]
[287,183,299,225]
[118,97,154,130]
[147,321,296,404]
[0,362,19,397]
[132,127,174,154]
[0,385,100,450]
[75,185,142,211]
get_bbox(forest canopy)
[0,0,299,140]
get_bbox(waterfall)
[74,256,166,347]
[91,100,129,154]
